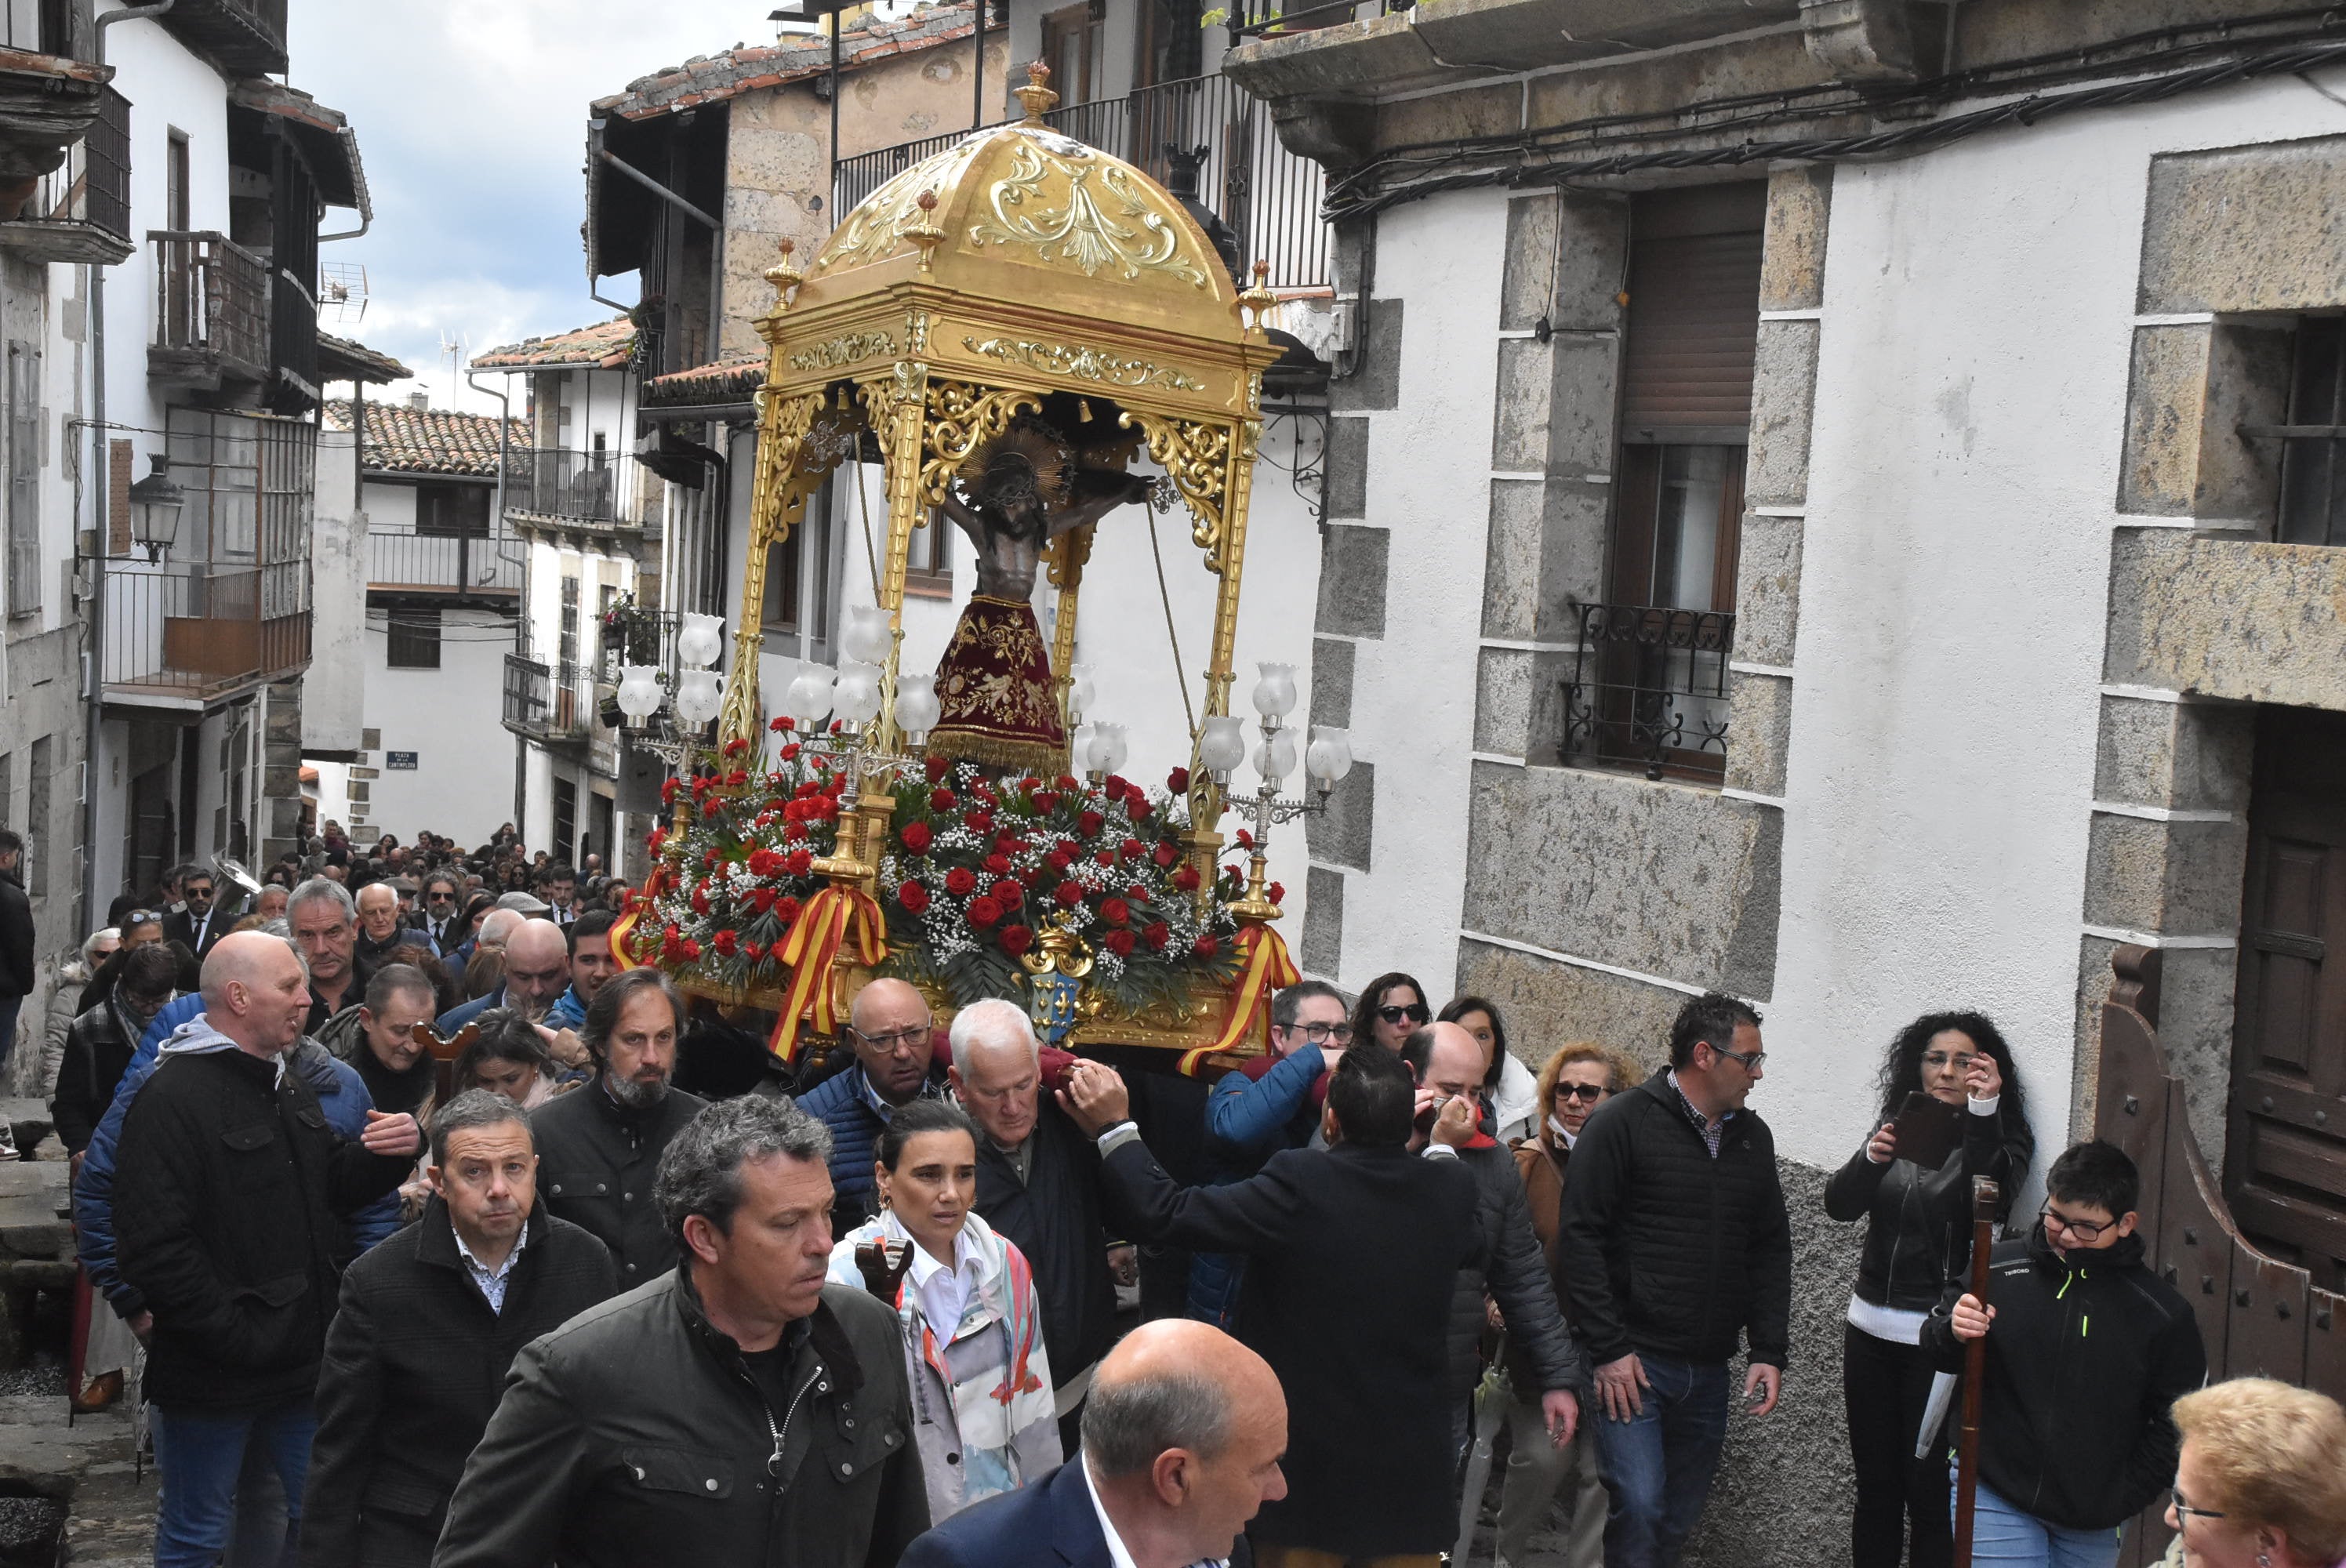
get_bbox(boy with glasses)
[1923,1140,2206,1568]
[1186,980,1353,1327]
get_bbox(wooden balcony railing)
[102,557,311,700]
[366,530,524,596]
[150,230,268,385]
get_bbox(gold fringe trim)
[927,725,1070,774]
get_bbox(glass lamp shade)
[1252,727,1298,784]
[1198,715,1247,774]
[615,666,664,721]
[1087,723,1129,776]
[673,668,724,726]
[1251,662,1298,719]
[834,662,883,726]
[676,613,726,670]
[1068,663,1096,721]
[786,668,835,728]
[896,670,942,739]
[1307,726,1354,785]
[841,604,893,666]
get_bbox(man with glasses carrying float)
[797,978,950,1233]
[1555,992,1792,1568]
[1186,980,1354,1327]
[1922,1140,2206,1568]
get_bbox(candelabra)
[775,604,941,887]
[614,612,729,837]
[1194,662,1353,920]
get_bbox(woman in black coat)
[1823,1011,2034,1568]
[52,942,180,1156]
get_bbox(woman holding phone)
[1825,1011,2034,1568]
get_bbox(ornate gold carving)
[905,309,932,355]
[815,136,990,274]
[787,330,898,372]
[969,138,1210,287]
[721,388,827,743]
[961,335,1204,393]
[1120,412,1233,570]
[919,379,1044,506]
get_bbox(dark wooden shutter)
[2231,706,2346,1290]
[1618,183,1769,442]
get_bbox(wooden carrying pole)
[1952,1175,2002,1568]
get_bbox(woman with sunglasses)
[1825,1011,2034,1568]
[1350,971,1431,1054]
[1495,1040,1643,1568]
[2165,1377,2346,1568]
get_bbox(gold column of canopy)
[714,62,1285,866]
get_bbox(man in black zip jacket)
[1922,1140,2206,1568]
[1554,992,1791,1568]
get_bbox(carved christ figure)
[924,418,1152,770]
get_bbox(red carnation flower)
[1193,934,1219,958]
[713,929,739,957]
[945,867,978,897]
[998,924,1034,956]
[1173,864,1201,891]
[898,880,931,914]
[690,886,711,915]
[680,938,702,962]
[984,853,1012,877]
[749,848,783,878]
[724,737,749,757]
[742,940,764,963]
[774,895,802,924]
[784,822,809,843]
[1269,880,1287,904]
[1079,810,1105,836]
[924,753,950,781]
[900,822,933,855]
[769,716,792,732]
[1168,767,1190,793]
[1104,928,1136,957]
[646,828,668,854]
[748,887,776,914]
[967,896,1004,927]
[1102,898,1131,925]
[1144,921,1170,951]
[1057,774,1080,791]
[990,878,1022,906]
[661,778,681,805]
[1054,880,1084,908]
[1153,843,1179,867]
[931,787,957,812]
[1234,827,1255,849]
[785,848,813,877]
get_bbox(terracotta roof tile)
[470,317,637,370]
[595,2,980,121]
[321,399,530,479]
[317,331,410,385]
[641,349,767,408]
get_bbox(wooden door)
[2230,706,2346,1293]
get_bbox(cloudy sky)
[289,1,757,412]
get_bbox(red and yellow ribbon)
[767,884,888,1062]
[1176,923,1300,1078]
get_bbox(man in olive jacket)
[432,1095,928,1568]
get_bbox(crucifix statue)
[926,417,1151,770]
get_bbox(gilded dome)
[801,77,1244,347]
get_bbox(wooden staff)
[1952,1175,2002,1568]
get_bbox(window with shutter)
[5,341,38,617]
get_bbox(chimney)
[405,391,430,412]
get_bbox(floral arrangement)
[634,724,1271,1018]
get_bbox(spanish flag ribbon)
[768,884,888,1062]
[608,906,643,971]
[1176,923,1300,1079]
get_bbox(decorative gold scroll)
[720,387,826,745]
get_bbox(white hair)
[949,997,1039,1064]
[287,876,356,924]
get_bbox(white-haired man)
[950,998,1137,1442]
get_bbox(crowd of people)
[2,817,2344,1568]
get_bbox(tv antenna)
[320,261,369,325]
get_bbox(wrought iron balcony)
[101,557,312,703]
[502,448,649,531]
[1560,602,1735,782]
[366,530,523,597]
[0,83,128,264]
[833,71,1329,292]
[148,230,269,390]
[156,0,287,76]
[503,653,594,746]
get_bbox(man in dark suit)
[160,869,226,960]
[300,1090,616,1567]
[902,1317,1284,1568]
[1062,1044,1485,1568]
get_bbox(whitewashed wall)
[359,605,514,844]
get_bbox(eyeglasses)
[1710,1043,1766,1071]
[2039,1203,2115,1242]
[1290,1022,1354,1045]
[1552,1083,1607,1103]
[853,1024,934,1058]
[2169,1488,2225,1524]
[183,886,213,901]
[1378,1003,1431,1025]
[428,890,456,904]
[125,909,162,927]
